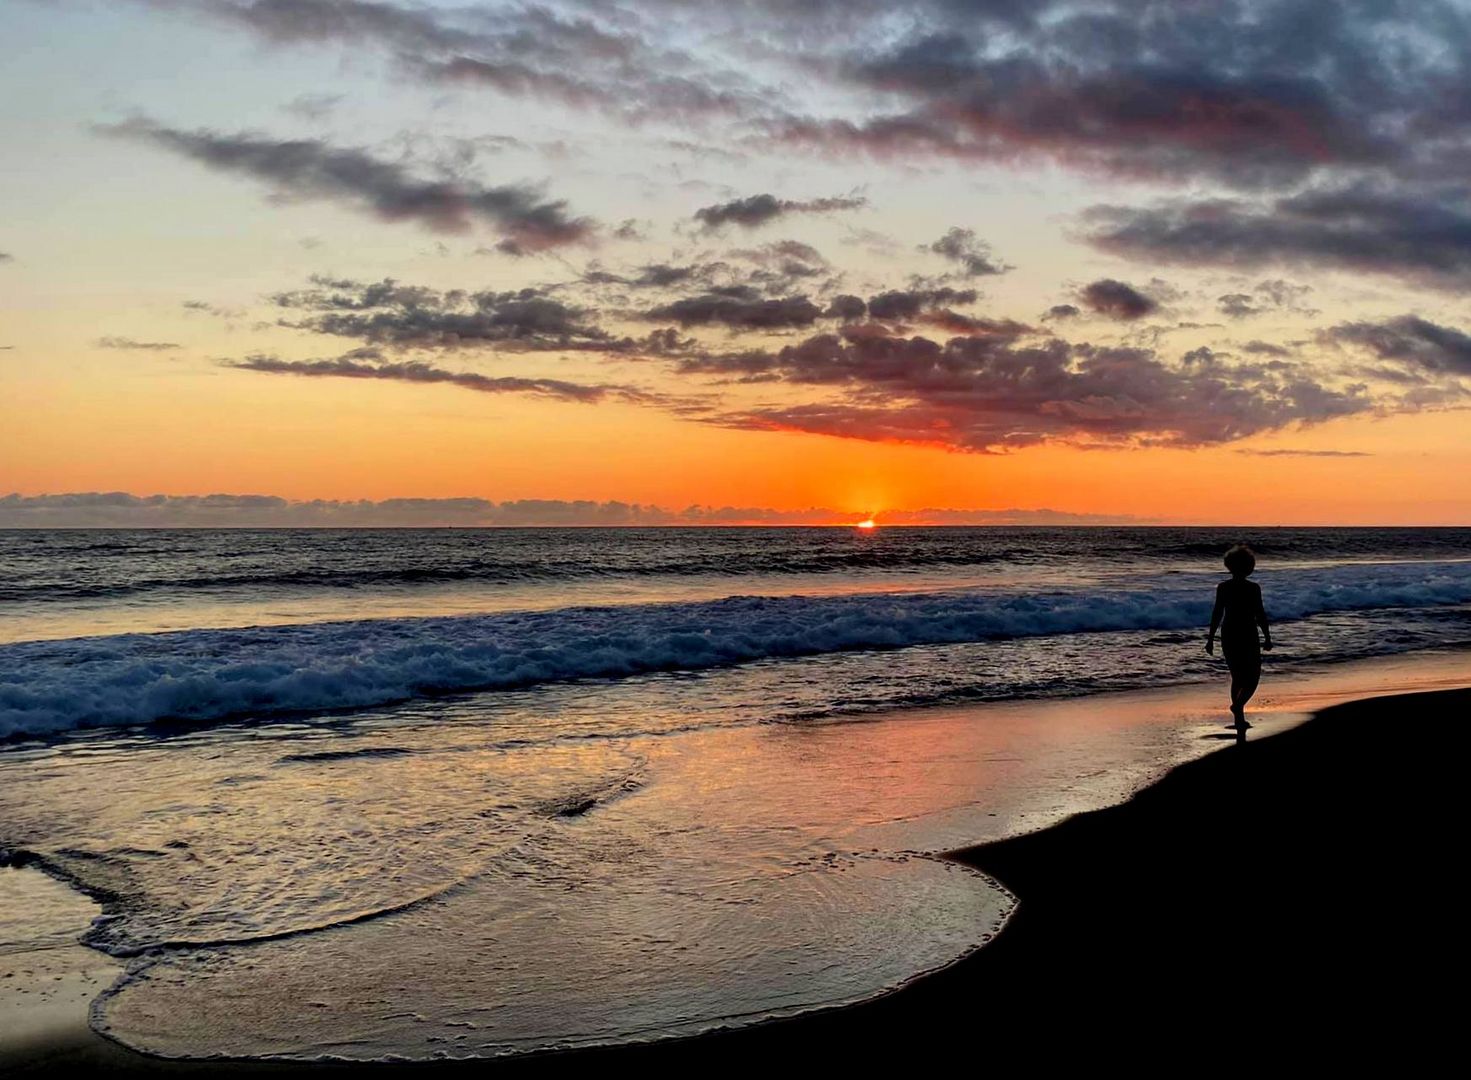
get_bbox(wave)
[0,550,1023,602]
[6,527,1469,604]
[8,842,470,958]
[3,561,1470,740]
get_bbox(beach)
[3,655,1465,1072]
[2,527,1467,1066]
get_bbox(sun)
[854,518,878,530]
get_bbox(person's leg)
[1228,667,1246,723]
[1226,658,1261,728]
[1236,666,1261,710]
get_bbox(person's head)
[1224,544,1256,578]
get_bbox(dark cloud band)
[693,193,867,230]
[100,118,595,250]
[1083,187,1471,290]
[227,353,670,406]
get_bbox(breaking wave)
[3,560,1469,740]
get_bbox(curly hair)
[1223,544,1256,576]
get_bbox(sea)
[1,526,1468,1060]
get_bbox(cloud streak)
[693,193,866,231]
[100,118,595,250]
[1084,187,1471,291]
[1235,449,1371,457]
[227,352,672,405]
[96,336,182,351]
[642,290,824,330]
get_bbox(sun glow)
[854,518,878,530]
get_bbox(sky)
[3,0,1471,526]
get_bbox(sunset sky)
[4,0,1471,526]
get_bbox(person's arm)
[1206,583,1225,654]
[1255,583,1272,650]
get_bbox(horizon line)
[4,522,1469,530]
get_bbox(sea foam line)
[2,562,1470,738]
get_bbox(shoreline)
[3,674,1466,1071]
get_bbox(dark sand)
[4,687,1463,1073]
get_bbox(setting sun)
[855,519,878,530]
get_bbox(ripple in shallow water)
[98,847,1008,1061]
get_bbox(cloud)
[182,299,236,317]
[227,352,671,406]
[729,239,826,269]
[96,336,182,351]
[270,276,621,350]
[642,291,824,330]
[1241,340,1294,357]
[1319,315,1471,377]
[866,287,978,321]
[634,262,718,287]
[1217,294,1258,319]
[1042,304,1080,322]
[918,311,1032,337]
[1079,279,1158,321]
[166,0,473,49]
[925,227,1008,276]
[1233,449,1371,457]
[408,55,765,128]
[137,0,1471,204]
[765,2,1457,190]
[1218,282,1319,320]
[825,294,867,321]
[584,246,827,300]
[584,262,719,290]
[0,490,1145,528]
[675,326,1376,451]
[100,118,595,250]
[693,193,866,230]
[1083,186,1471,290]
[146,0,785,130]
[0,251,13,263]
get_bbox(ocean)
[1,526,1468,1059]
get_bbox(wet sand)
[3,682,1464,1072]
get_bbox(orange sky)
[6,356,1466,523]
[3,1,1470,526]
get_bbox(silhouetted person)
[1206,544,1272,729]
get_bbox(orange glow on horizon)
[855,518,878,530]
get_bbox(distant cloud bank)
[0,493,1145,529]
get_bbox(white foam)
[3,561,1469,739]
